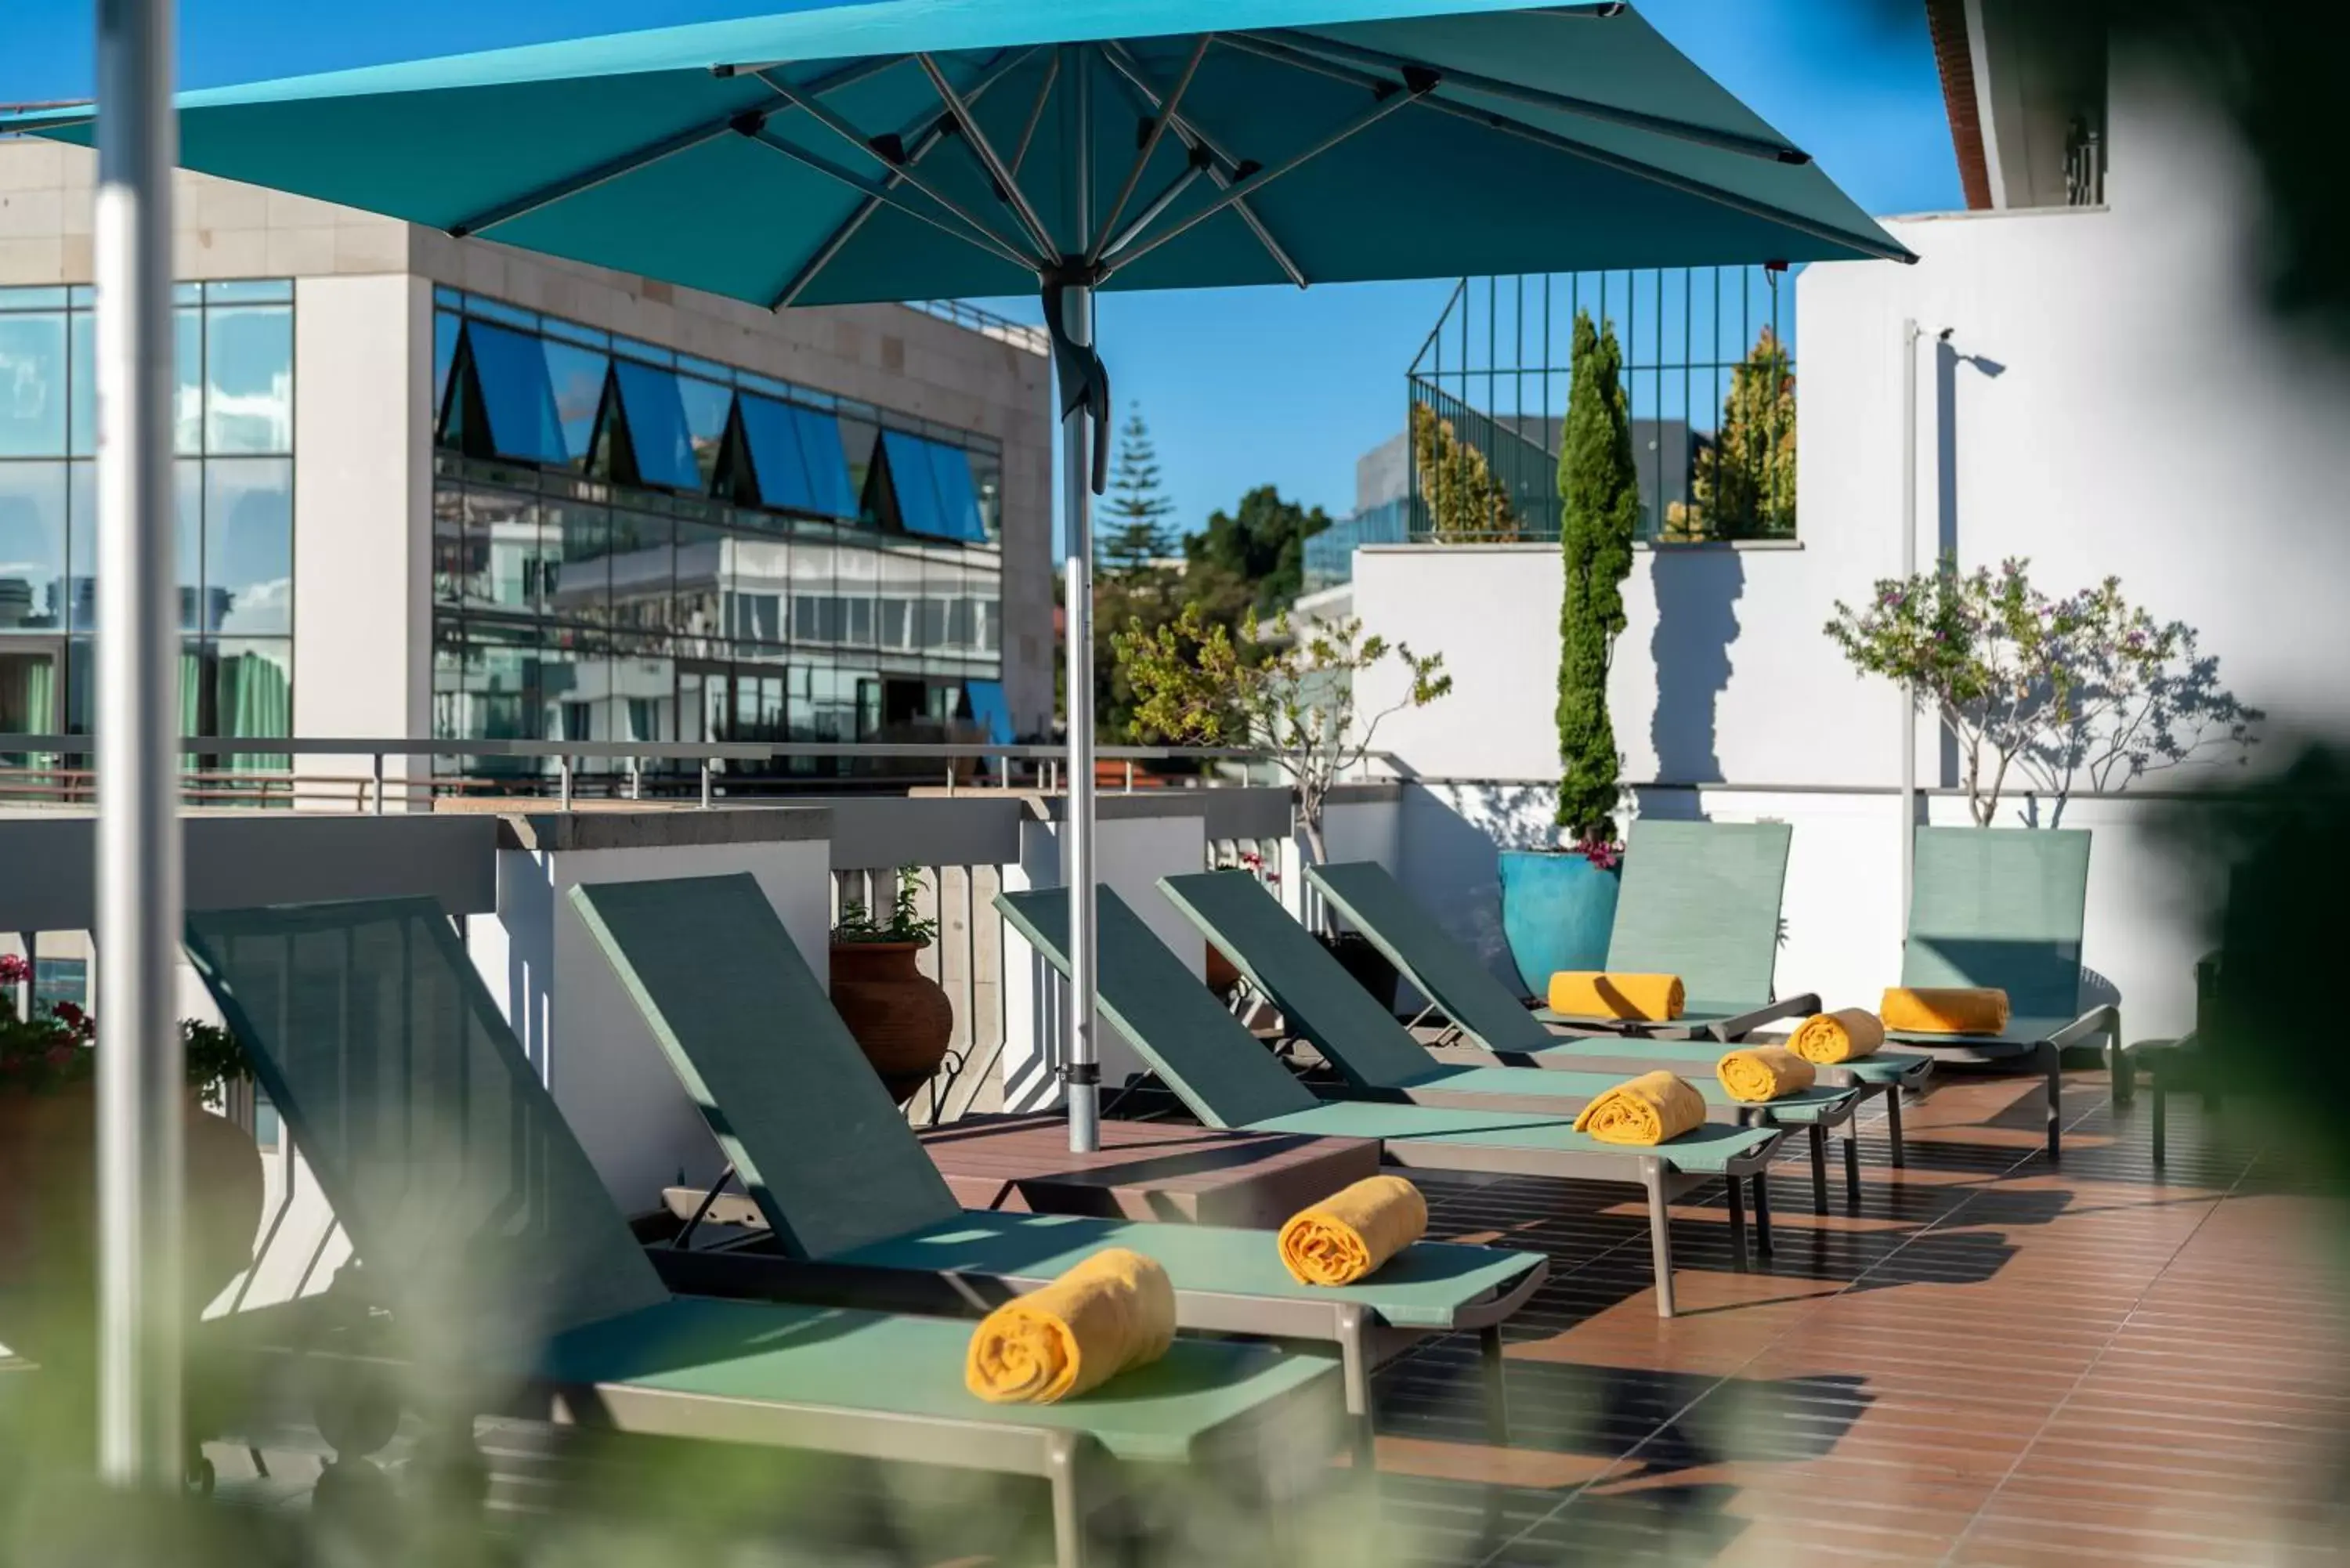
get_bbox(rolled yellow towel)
[1790,1008,1888,1064]
[1716,1046,1817,1103]
[1278,1175,1430,1286]
[1881,986,2011,1036]
[1549,970,1687,1021]
[1571,1070,1707,1146]
[964,1248,1177,1405]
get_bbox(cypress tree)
[1555,311,1639,844]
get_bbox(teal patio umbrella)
[7,0,1908,1154]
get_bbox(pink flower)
[0,955,27,985]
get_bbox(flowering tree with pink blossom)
[1824,558,2261,826]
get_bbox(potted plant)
[1500,310,1639,994]
[1115,602,1451,1013]
[0,961,267,1371]
[829,866,955,1105]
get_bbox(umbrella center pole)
[1057,281,1102,1154]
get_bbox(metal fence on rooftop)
[1405,265,1799,545]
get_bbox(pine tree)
[1664,327,1797,541]
[1100,404,1179,577]
[1555,311,1640,844]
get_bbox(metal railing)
[0,735,1304,814]
[1407,265,1798,544]
[2065,116,2105,207]
[902,298,1052,355]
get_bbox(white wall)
[1000,799,1209,1110]
[291,272,429,801]
[1350,68,2338,1039]
[465,837,831,1212]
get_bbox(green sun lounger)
[565,873,1546,1465]
[1159,869,1858,1217]
[1890,826,2122,1162]
[996,887,1784,1320]
[1302,858,1936,1175]
[184,898,1340,1567]
[1522,821,1821,1040]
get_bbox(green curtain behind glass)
[221,649,292,778]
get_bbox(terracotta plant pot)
[829,941,955,1105]
[0,1086,266,1366]
[1204,944,1244,1001]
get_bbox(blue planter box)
[1498,849,1621,996]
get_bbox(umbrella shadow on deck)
[1371,1352,1874,1567]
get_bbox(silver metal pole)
[1899,318,1920,921]
[1060,281,1101,1155]
[93,0,183,1488]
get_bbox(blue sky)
[2,1,1959,533]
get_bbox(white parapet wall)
[463,809,833,1212]
[1000,792,1216,1111]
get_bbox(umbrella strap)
[1041,278,1111,494]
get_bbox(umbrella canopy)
[4,0,1909,309]
[5,0,1907,1156]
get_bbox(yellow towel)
[1881,986,2011,1036]
[1790,1008,1887,1064]
[1716,1046,1817,1103]
[1571,1070,1707,1146]
[1548,970,1687,1021]
[1278,1176,1429,1286]
[964,1248,1177,1405]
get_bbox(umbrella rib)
[1087,33,1213,265]
[757,73,1047,269]
[1097,70,1435,277]
[914,53,1059,263]
[740,128,1036,273]
[1101,154,1209,259]
[1248,28,1811,164]
[1008,50,1060,180]
[1097,43,1308,288]
[768,49,1041,310]
[1221,32,1910,265]
[444,52,906,240]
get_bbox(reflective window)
[175,308,203,455]
[205,458,294,635]
[739,392,815,514]
[204,305,294,454]
[465,486,537,612]
[607,506,674,640]
[540,499,612,626]
[541,338,608,469]
[432,482,467,608]
[464,320,566,465]
[926,439,985,542]
[613,360,696,490]
[794,409,858,518]
[0,461,67,628]
[177,458,204,633]
[881,430,945,538]
[209,638,294,768]
[433,309,461,421]
[0,313,67,458]
[68,313,94,457]
[677,375,732,490]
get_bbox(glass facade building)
[428,288,1013,780]
[0,280,295,772]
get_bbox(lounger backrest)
[995,885,1320,1128]
[1606,820,1791,1003]
[568,874,963,1260]
[185,899,671,1346]
[1904,826,2091,1017]
[1304,861,1555,1053]
[1159,871,1438,1093]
